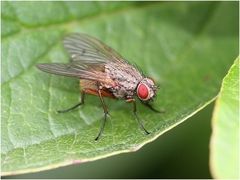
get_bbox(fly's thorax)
[136,78,157,101]
[103,62,143,99]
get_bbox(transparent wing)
[63,33,126,64]
[37,33,128,87]
[36,63,116,86]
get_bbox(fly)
[36,33,164,140]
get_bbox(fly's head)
[136,78,158,102]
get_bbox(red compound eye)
[137,83,149,100]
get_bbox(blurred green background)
[5,103,213,178]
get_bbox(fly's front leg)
[127,99,150,135]
[95,87,109,141]
[57,91,85,113]
[142,102,165,113]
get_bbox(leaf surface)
[1,1,238,175]
[210,58,239,179]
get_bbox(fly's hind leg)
[57,91,85,113]
[127,99,150,135]
[95,87,109,141]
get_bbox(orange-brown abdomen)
[80,79,115,98]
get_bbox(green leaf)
[1,2,238,175]
[210,58,239,179]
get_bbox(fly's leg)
[142,102,165,113]
[57,91,85,113]
[127,99,150,135]
[95,88,109,141]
